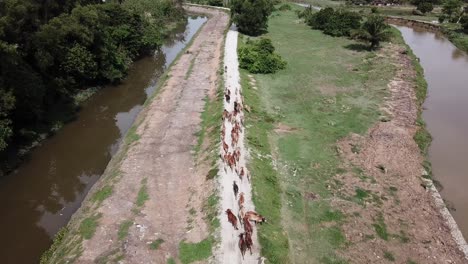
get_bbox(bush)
[417,2,434,13]
[461,16,468,33]
[230,0,273,36]
[278,4,292,11]
[307,8,362,37]
[371,7,379,13]
[352,15,392,49]
[239,38,287,74]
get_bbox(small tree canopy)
[230,0,272,36]
[352,15,392,50]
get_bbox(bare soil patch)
[334,44,466,263]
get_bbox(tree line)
[0,0,182,165]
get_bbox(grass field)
[243,5,400,263]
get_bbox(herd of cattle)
[221,86,266,259]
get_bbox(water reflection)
[0,15,207,264]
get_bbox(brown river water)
[0,16,207,264]
[396,25,468,241]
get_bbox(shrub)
[352,15,392,49]
[371,7,379,13]
[461,15,468,33]
[417,2,434,13]
[278,4,292,11]
[239,38,287,74]
[307,8,362,37]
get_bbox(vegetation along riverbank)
[40,5,229,263]
[296,0,468,53]
[0,0,184,176]
[240,3,467,263]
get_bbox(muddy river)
[0,15,207,264]
[396,25,468,240]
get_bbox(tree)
[307,8,362,37]
[461,15,468,33]
[230,0,272,36]
[442,0,463,22]
[353,15,392,50]
[417,2,434,13]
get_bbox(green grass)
[149,238,164,250]
[92,185,113,204]
[118,220,133,240]
[178,238,213,264]
[136,178,149,207]
[204,193,220,232]
[373,213,389,241]
[241,4,399,263]
[79,214,102,240]
[40,227,69,263]
[125,125,140,144]
[384,251,396,261]
[185,56,197,80]
[167,258,176,264]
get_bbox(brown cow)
[226,209,238,230]
[245,231,253,255]
[238,192,245,208]
[223,141,229,153]
[243,216,253,234]
[245,211,266,224]
[222,109,229,120]
[239,233,247,259]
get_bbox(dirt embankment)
[385,16,441,32]
[44,6,229,263]
[334,44,467,263]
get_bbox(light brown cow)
[226,209,238,230]
[245,211,266,224]
[238,192,245,208]
[238,205,246,223]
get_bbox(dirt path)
[215,27,262,263]
[45,6,230,263]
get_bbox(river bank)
[241,5,467,263]
[0,13,208,264]
[41,6,229,263]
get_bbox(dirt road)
[215,28,262,263]
[45,6,229,263]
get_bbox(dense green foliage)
[305,7,362,37]
[230,0,273,36]
[187,0,224,7]
[0,0,182,161]
[461,15,468,32]
[442,0,464,22]
[239,38,286,73]
[417,2,434,13]
[353,15,392,49]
